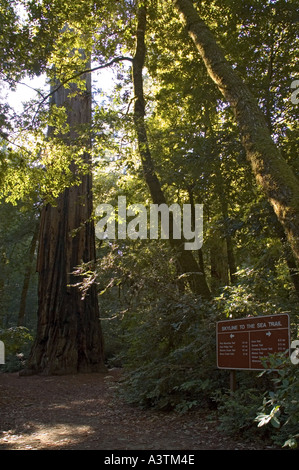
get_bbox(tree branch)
[30,56,133,126]
[41,56,133,106]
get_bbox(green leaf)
[270,416,281,429]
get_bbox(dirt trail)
[0,369,271,450]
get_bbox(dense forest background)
[0,0,298,449]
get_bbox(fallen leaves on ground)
[0,369,275,450]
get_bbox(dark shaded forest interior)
[0,0,298,451]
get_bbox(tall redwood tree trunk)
[174,0,299,264]
[25,68,105,375]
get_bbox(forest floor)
[0,368,278,451]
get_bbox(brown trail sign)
[217,314,290,370]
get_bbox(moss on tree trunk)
[174,0,299,263]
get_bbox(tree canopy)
[0,0,298,448]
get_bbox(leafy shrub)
[119,292,228,411]
[255,353,299,449]
[96,239,299,451]
[215,266,299,319]
[213,385,269,441]
[212,353,299,448]
[0,326,34,372]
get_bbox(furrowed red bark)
[133,4,211,299]
[173,0,299,263]
[25,63,105,375]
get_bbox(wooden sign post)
[216,314,290,392]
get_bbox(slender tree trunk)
[284,241,299,299]
[133,4,211,299]
[214,165,237,284]
[264,37,275,133]
[222,201,237,284]
[187,186,206,275]
[274,220,299,299]
[173,0,299,264]
[210,231,229,289]
[18,219,39,327]
[25,64,105,375]
[205,115,237,284]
